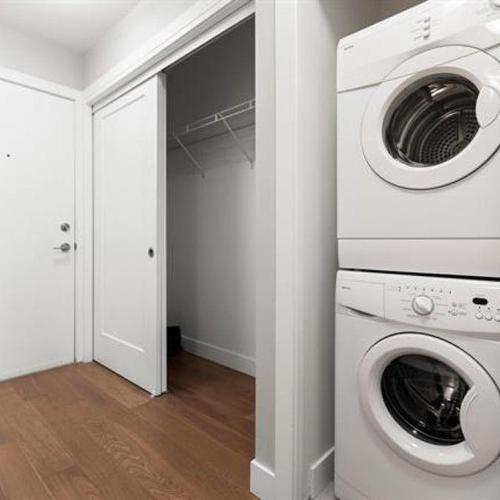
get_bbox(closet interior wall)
[165,18,256,376]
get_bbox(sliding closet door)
[94,75,166,396]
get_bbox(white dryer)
[335,270,500,500]
[338,0,500,277]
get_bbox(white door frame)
[273,1,304,498]
[81,0,304,498]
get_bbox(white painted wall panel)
[380,0,424,18]
[166,18,254,129]
[296,0,382,496]
[84,0,197,87]
[296,0,423,496]
[0,21,82,88]
[168,134,256,368]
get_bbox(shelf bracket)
[173,135,205,177]
[218,114,254,168]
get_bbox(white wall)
[166,19,256,375]
[253,0,386,498]
[166,18,254,129]
[0,21,82,89]
[298,1,382,497]
[380,0,424,18]
[167,138,256,373]
[84,0,197,87]
[297,1,425,496]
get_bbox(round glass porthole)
[381,354,469,446]
[385,76,480,168]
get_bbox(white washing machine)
[335,270,500,500]
[337,0,500,278]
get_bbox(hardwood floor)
[0,353,256,499]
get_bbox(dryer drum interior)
[385,76,480,168]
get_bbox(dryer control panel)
[385,275,500,332]
[337,0,500,93]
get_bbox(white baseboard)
[181,335,255,376]
[251,459,276,499]
[0,357,74,382]
[310,447,335,499]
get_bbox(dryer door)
[362,46,500,189]
[359,333,500,476]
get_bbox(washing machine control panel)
[385,277,500,332]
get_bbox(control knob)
[412,295,435,316]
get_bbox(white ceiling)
[0,0,140,54]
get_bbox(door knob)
[53,243,71,253]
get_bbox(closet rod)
[176,99,255,137]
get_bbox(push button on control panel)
[387,280,500,331]
[472,297,494,322]
[413,15,432,42]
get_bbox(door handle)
[53,243,71,253]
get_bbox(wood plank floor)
[0,352,256,499]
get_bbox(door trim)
[0,65,80,101]
[75,99,94,363]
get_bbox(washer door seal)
[362,46,500,189]
[359,333,500,476]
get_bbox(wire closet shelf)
[168,98,255,177]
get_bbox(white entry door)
[0,81,75,380]
[94,75,166,396]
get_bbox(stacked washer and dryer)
[335,1,500,499]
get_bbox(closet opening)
[163,15,256,482]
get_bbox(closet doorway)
[164,16,256,451]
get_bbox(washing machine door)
[362,46,500,189]
[359,333,500,476]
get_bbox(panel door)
[94,75,166,395]
[0,80,75,380]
